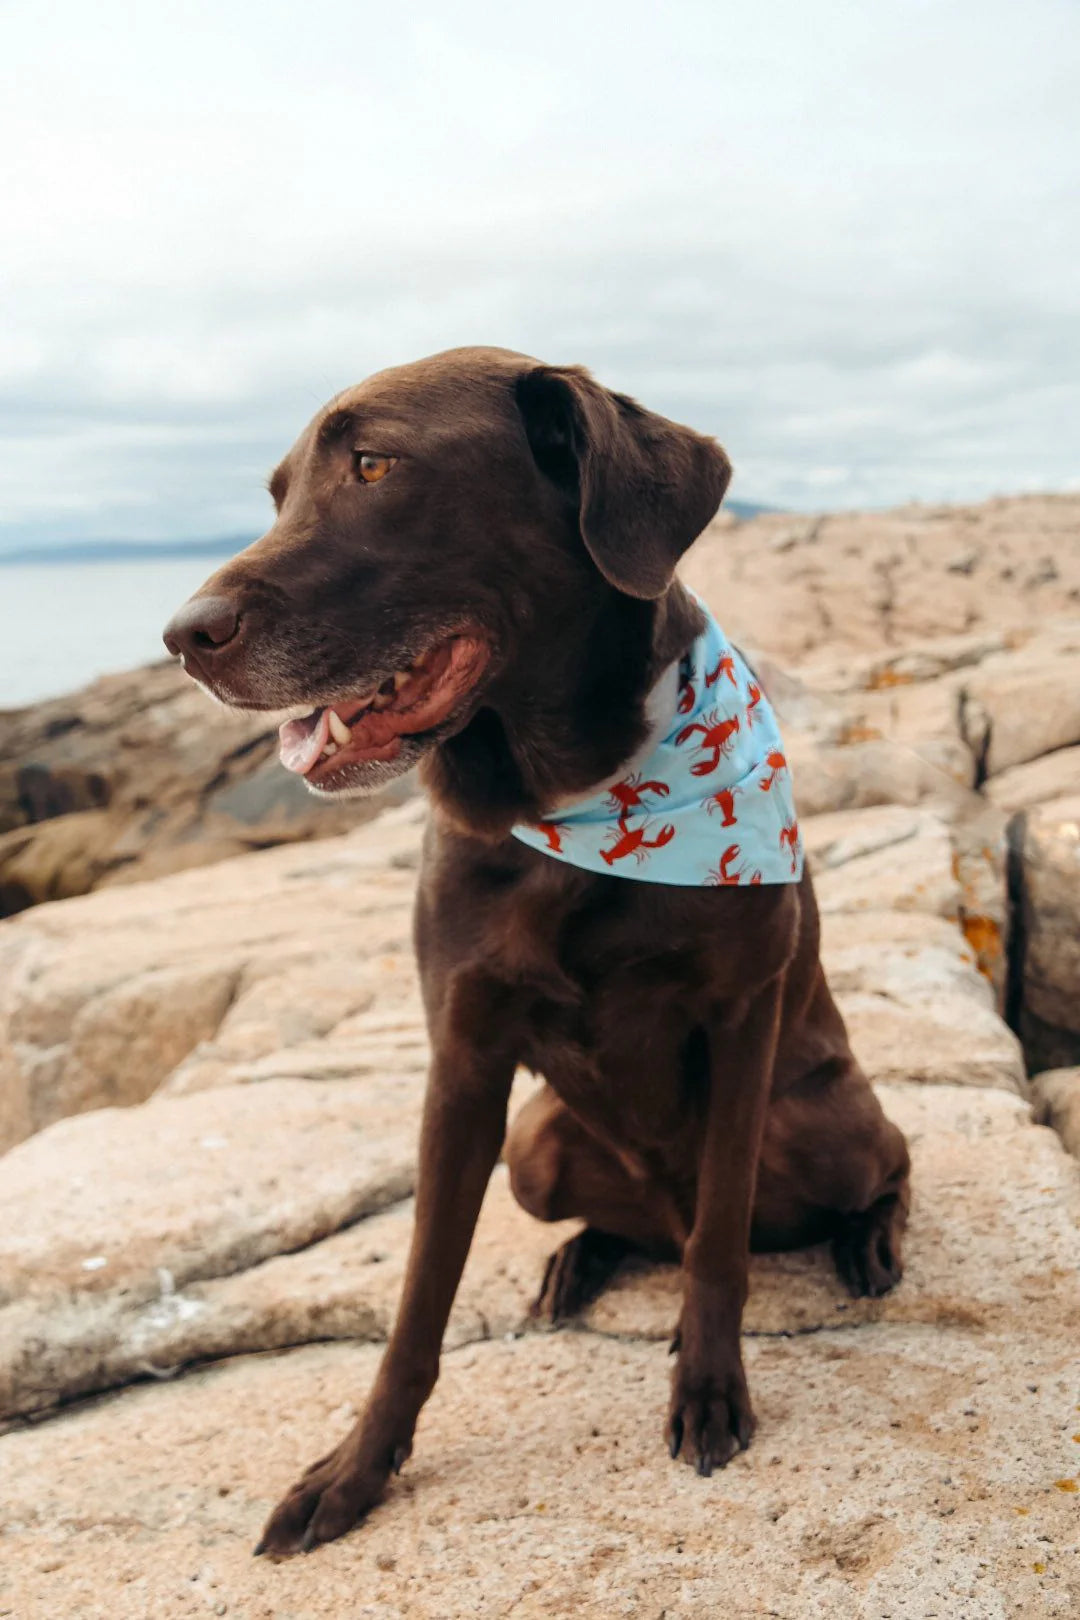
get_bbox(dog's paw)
[832,1193,905,1299]
[667,1350,756,1476]
[254,1431,409,1559]
[531,1228,635,1322]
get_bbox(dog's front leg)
[256,1036,515,1557]
[667,978,783,1475]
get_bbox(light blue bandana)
[512,604,804,886]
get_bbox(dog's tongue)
[278,708,330,774]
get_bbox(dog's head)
[164,346,731,800]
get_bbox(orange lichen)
[867,669,917,690]
[960,913,1003,979]
[1052,1477,1078,1492]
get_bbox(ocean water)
[0,556,234,709]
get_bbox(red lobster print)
[758,750,788,792]
[601,772,675,867]
[708,843,744,885]
[704,785,739,827]
[601,818,676,867]
[704,651,737,689]
[745,682,763,728]
[677,677,696,716]
[675,709,741,776]
[534,820,567,853]
[779,820,800,873]
[708,844,764,886]
[605,773,671,818]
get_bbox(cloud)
[2,0,1078,545]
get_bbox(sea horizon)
[0,505,781,709]
[0,499,776,571]
[0,553,240,709]
[0,535,252,568]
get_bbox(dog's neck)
[421,580,704,839]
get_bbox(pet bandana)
[512,604,803,886]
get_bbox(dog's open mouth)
[277,633,489,784]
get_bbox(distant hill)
[0,537,248,566]
[723,500,775,520]
[0,502,778,565]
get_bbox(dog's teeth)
[323,741,338,757]
[327,711,352,746]
[393,670,410,691]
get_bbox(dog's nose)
[163,595,241,660]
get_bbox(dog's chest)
[510,926,712,1149]
[421,833,793,1149]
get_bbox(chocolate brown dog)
[164,346,910,1557]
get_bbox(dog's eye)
[356,453,397,484]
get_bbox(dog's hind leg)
[753,1055,911,1299]
[506,1084,680,1320]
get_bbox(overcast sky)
[2,0,1078,549]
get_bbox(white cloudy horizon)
[2,0,1078,550]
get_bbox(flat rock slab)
[821,909,995,1007]
[970,648,1080,777]
[0,1077,422,1419]
[681,496,1080,665]
[986,744,1080,814]
[780,733,973,818]
[819,908,1023,1091]
[1016,794,1080,1037]
[4,1322,1079,1620]
[0,802,425,1148]
[1030,1069,1080,1160]
[807,806,961,920]
[4,1077,1075,1428]
[834,991,1023,1091]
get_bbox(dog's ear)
[515,364,731,599]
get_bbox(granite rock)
[1013,794,1080,1067]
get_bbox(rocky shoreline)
[1,493,1078,1617]
[0,661,409,917]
